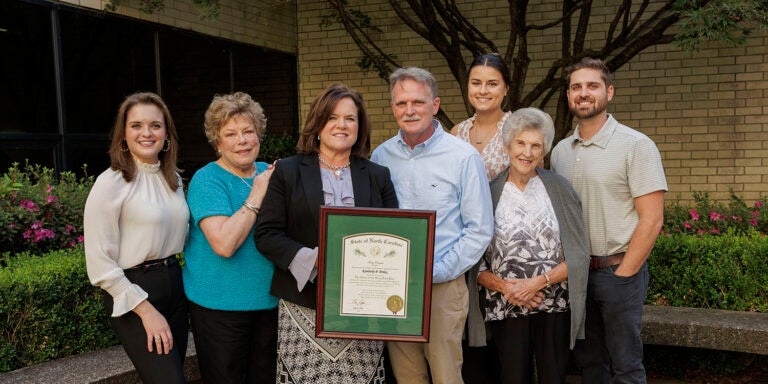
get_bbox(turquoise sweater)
[183,161,278,311]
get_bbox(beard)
[569,98,607,120]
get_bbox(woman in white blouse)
[84,92,189,384]
[473,108,590,384]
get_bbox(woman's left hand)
[503,278,544,309]
[246,166,275,206]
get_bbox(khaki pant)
[387,276,468,384]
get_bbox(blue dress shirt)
[371,121,493,283]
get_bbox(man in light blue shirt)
[371,67,493,384]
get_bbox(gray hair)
[389,67,438,101]
[501,107,555,155]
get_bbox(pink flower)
[31,221,42,229]
[23,229,33,239]
[709,211,721,221]
[749,218,758,226]
[756,201,765,208]
[19,199,39,212]
[46,195,58,204]
[689,209,700,221]
[32,228,55,243]
[8,223,15,229]
[683,221,692,229]
[46,184,53,194]
[753,210,761,217]
[697,229,706,235]
[65,224,76,234]
[69,240,76,248]
[732,216,743,222]
[710,228,720,234]
[77,234,84,243]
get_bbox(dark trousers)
[575,263,648,384]
[489,310,570,384]
[102,263,188,384]
[189,301,278,384]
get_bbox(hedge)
[0,247,116,373]
[1,231,767,374]
[647,228,768,311]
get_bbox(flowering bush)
[663,191,768,236]
[0,162,93,260]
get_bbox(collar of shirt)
[572,114,618,149]
[396,119,445,154]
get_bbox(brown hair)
[107,92,181,191]
[296,84,371,158]
[203,92,267,153]
[565,57,613,87]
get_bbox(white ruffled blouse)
[84,160,189,317]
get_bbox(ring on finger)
[154,335,161,340]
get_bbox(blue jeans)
[576,263,648,384]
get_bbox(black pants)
[490,310,570,384]
[101,263,188,384]
[189,301,278,384]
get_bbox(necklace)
[218,161,254,188]
[234,174,251,189]
[471,122,496,144]
[318,155,350,177]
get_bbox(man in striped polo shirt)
[551,58,667,384]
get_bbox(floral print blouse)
[479,177,569,320]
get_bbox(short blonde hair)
[203,92,267,153]
[501,107,555,155]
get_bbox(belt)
[589,253,625,270]
[126,254,180,272]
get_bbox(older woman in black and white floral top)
[474,107,590,384]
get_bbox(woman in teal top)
[183,92,277,384]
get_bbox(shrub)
[647,228,768,312]
[664,191,768,236]
[0,162,93,259]
[258,132,297,163]
[0,247,116,373]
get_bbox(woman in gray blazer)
[467,107,590,384]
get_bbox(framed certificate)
[316,206,435,342]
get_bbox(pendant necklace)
[318,155,350,177]
[472,122,495,144]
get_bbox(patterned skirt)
[276,299,386,384]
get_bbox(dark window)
[232,45,297,137]
[0,1,297,176]
[159,30,231,172]
[0,0,59,169]
[60,10,156,135]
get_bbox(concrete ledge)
[3,307,768,383]
[0,333,200,384]
[642,305,768,355]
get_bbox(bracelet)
[242,201,260,215]
[543,272,552,288]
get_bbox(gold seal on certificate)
[387,295,404,314]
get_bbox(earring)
[162,138,171,152]
[120,140,129,152]
[317,135,320,141]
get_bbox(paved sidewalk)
[566,374,690,383]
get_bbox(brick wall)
[297,0,768,204]
[57,0,297,54]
